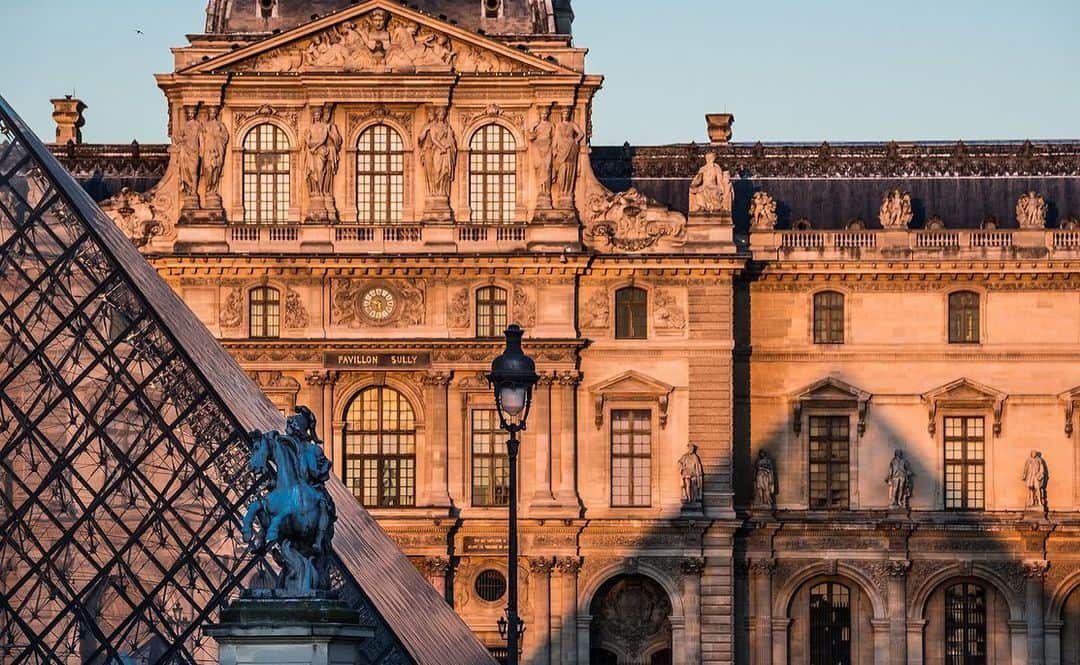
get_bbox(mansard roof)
[205,0,574,37]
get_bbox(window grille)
[813,291,844,344]
[808,416,850,509]
[248,286,280,339]
[948,291,980,343]
[945,583,987,665]
[471,409,509,506]
[242,123,290,223]
[611,409,651,507]
[468,124,516,223]
[615,287,647,340]
[356,124,404,224]
[475,286,508,338]
[809,583,852,665]
[343,387,416,507]
[944,416,985,509]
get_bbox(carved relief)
[512,286,536,328]
[592,575,673,662]
[220,288,243,328]
[584,188,686,252]
[333,279,425,327]
[233,104,299,130]
[100,184,173,248]
[749,190,778,230]
[346,105,414,138]
[581,289,610,329]
[879,189,913,229]
[652,288,685,330]
[283,288,308,329]
[448,288,471,328]
[1016,191,1047,228]
[228,11,527,75]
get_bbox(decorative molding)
[791,377,872,437]
[922,377,1007,437]
[588,370,675,430]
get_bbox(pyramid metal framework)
[0,97,494,665]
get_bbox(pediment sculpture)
[584,187,686,252]
[879,189,913,229]
[223,9,531,75]
[1016,191,1047,229]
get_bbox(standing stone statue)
[1016,191,1047,229]
[242,406,336,593]
[1022,450,1049,512]
[303,105,343,221]
[551,107,583,211]
[688,152,732,215]
[529,105,555,210]
[176,105,202,211]
[753,450,776,509]
[678,443,704,505]
[199,106,229,212]
[418,106,457,219]
[878,189,913,229]
[885,449,913,509]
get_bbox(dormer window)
[483,0,502,19]
[258,0,276,19]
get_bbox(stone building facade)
[46,1,1080,663]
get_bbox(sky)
[0,1,1077,145]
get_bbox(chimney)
[706,113,734,144]
[51,96,87,145]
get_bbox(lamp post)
[487,324,538,665]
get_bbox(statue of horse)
[241,407,335,593]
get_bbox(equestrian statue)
[242,406,336,594]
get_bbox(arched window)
[813,291,844,344]
[948,291,980,344]
[343,387,416,507]
[469,124,516,223]
[475,286,508,338]
[356,124,404,224]
[809,583,851,665]
[242,123,291,224]
[615,287,648,340]
[945,583,986,665]
[248,286,280,339]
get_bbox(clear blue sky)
[0,1,1076,145]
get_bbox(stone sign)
[323,351,431,369]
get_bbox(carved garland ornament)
[333,279,425,327]
[584,188,686,252]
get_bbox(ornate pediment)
[183,0,570,76]
[792,377,871,436]
[588,370,675,430]
[921,378,1007,437]
[583,187,686,253]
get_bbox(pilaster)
[421,370,453,508]
[555,557,581,665]
[553,371,581,510]
[1024,559,1050,665]
[304,370,337,448]
[680,557,706,665]
[529,372,557,509]
[881,559,910,665]
[526,557,554,665]
[419,556,451,602]
[750,558,775,665]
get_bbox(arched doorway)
[923,578,1010,665]
[589,574,673,665]
[787,577,875,665]
[1062,585,1080,664]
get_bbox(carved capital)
[421,370,453,387]
[749,558,776,577]
[878,559,912,578]
[419,556,451,577]
[555,557,582,575]
[1022,560,1050,579]
[557,371,582,388]
[528,557,555,575]
[537,371,557,387]
[304,370,337,387]
[680,557,706,577]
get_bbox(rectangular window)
[948,292,980,344]
[944,416,985,510]
[471,409,509,506]
[813,291,845,344]
[611,409,651,507]
[808,416,850,509]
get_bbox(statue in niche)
[1016,191,1047,229]
[878,189,913,229]
[1022,450,1049,512]
[678,443,704,505]
[529,105,555,209]
[242,407,336,593]
[749,190,778,230]
[885,449,913,509]
[688,152,732,215]
[753,450,776,509]
[303,105,342,220]
[199,106,228,211]
[177,105,202,210]
[552,107,584,209]
[418,106,457,213]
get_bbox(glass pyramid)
[0,97,493,664]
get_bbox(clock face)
[361,287,396,321]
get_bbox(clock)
[361,287,396,322]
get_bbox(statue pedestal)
[206,594,372,665]
[686,212,735,251]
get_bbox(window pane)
[808,416,849,509]
[949,291,980,344]
[343,387,417,507]
[611,409,651,507]
[813,291,844,344]
[469,124,517,223]
[615,287,648,340]
[475,286,508,338]
[242,123,291,224]
[944,416,984,510]
[356,124,405,224]
[472,409,509,506]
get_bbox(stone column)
[420,556,451,602]
[421,371,453,507]
[554,372,581,509]
[750,559,775,665]
[555,557,581,665]
[871,619,892,665]
[1009,620,1029,665]
[304,370,335,448]
[680,558,705,665]
[527,558,554,665]
[882,559,911,665]
[1024,560,1050,665]
[907,619,927,665]
[530,373,556,507]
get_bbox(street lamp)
[487,324,538,665]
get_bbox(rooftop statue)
[879,189,913,229]
[1016,191,1047,229]
[688,151,732,215]
[243,406,336,594]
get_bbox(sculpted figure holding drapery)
[418,106,457,219]
[552,107,583,211]
[303,105,343,221]
[199,106,228,212]
[177,105,202,211]
[529,105,555,210]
